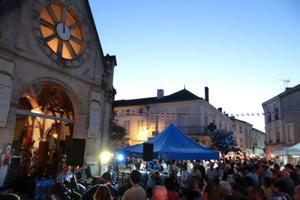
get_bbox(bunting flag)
[115,110,300,118]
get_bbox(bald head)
[152,185,167,200]
[294,185,300,200]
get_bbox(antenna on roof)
[184,84,186,89]
[280,79,290,90]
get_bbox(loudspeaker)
[38,141,49,165]
[66,138,86,166]
[143,143,153,161]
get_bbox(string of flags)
[114,110,300,118]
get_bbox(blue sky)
[89,0,300,131]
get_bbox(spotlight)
[99,151,113,164]
[117,154,124,162]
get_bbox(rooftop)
[262,83,300,106]
[113,89,202,107]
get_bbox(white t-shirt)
[121,185,146,200]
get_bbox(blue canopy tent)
[118,124,220,160]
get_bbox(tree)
[210,129,237,154]
[110,121,126,149]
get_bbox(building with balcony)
[262,84,300,157]
[114,88,237,147]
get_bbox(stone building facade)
[113,88,265,155]
[113,88,234,147]
[263,84,300,157]
[0,0,115,187]
[231,119,248,151]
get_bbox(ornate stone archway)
[13,81,76,176]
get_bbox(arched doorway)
[13,81,75,177]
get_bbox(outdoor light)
[141,128,148,139]
[99,151,113,164]
[117,153,125,162]
[53,133,58,139]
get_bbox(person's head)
[246,186,265,200]
[294,185,300,200]
[285,163,294,172]
[240,165,249,176]
[274,163,280,171]
[295,165,300,173]
[129,170,141,185]
[93,184,112,200]
[107,165,112,172]
[202,183,220,200]
[271,179,285,194]
[224,163,232,172]
[164,177,175,191]
[282,169,290,178]
[62,163,69,173]
[219,181,232,197]
[257,162,267,175]
[152,185,167,200]
[262,176,272,188]
[154,171,160,177]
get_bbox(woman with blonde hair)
[93,184,113,200]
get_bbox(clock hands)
[40,3,83,60]
[63,23,66,34]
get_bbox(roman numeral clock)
[33,1,90,67]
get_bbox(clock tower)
[0,0,116,187]
[32,1,90,67]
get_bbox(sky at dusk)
[89,0,300,131]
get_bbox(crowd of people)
[2,156,300,200]
[48,156,300,200]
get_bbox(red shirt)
[167,191,180,200]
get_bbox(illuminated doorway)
[13,81,75,177]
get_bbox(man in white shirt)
[55,164,72,185]
[121,170,146,200]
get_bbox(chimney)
[218,107,222,113]
[157,89,164,99]
[205,87,209,102]
[285,87,292,91]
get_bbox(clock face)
[33,1,90,67]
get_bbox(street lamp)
[99,151,113,175]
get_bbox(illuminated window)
[40,3,83,60]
